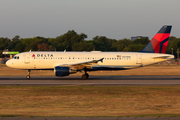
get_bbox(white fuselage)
[6,51,174,70]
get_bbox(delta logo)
[32,54,53,57]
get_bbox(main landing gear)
[81,73,89,80]
[26,70,31,79]
[81,68,89,80]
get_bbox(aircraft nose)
[6,60,12,67]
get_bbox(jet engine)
[54,66,76,76]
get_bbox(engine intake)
[54,66,76,76]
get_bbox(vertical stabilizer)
[140,25,172,53]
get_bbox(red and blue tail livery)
[140,25,172,53]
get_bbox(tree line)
[0,30,179,58]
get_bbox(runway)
[1,76,180,86]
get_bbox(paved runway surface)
[1,76,180,86]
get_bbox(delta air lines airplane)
[6,25,174,79]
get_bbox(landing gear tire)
[26,70,31,79]
[26,75,30,79]
[82,73,89,80]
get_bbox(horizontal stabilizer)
[153,55,174,59]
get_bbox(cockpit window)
[13,56,19,59]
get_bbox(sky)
[0,0,180,40]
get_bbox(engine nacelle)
[54,66,76,77]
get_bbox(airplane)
[6,25,174,79]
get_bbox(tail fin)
[140,25,172,53]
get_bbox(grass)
[1,64,180,117]
[0,86,180,117]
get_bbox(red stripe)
[153,33,170,42]
[150,33,170,53]
[161,41,168,53]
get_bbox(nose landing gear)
[26,70,31,79]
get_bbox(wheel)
[85,73,89,78]
[81,73,89,80]
[82,74,87,80]
[26,75,30,79]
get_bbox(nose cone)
[6,60,12,67]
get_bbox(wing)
[58,58,104,70]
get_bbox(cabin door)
[136,54,142,64]
[24,54,30,64]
